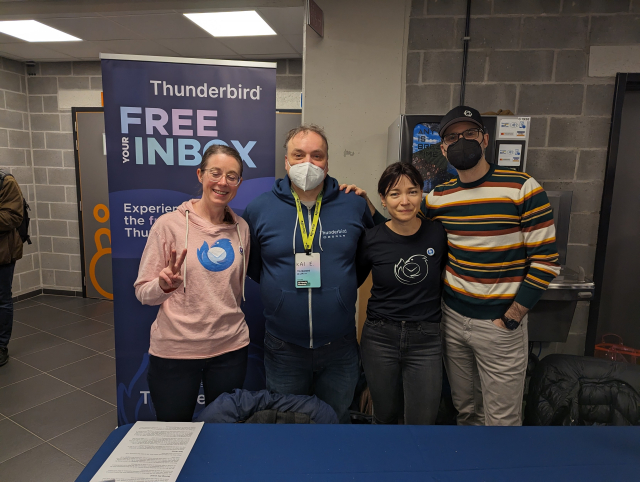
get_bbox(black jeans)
[0,262,16,349]
[147,346,248,422]
[360,318,442,425]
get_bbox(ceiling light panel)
[0,20,81,42]
[184,11,276,37]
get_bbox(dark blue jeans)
[147,346,248,422]
[264,331,359,424]
[0,262,15,349]
[360,318,442,425]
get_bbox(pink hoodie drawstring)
[236,223,246,301]
[184,210,189,292]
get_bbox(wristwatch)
[500,315,520,330]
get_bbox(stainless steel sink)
[528,266,595,342]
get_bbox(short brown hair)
[283,124,329,158]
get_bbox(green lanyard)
[291,188,323,254]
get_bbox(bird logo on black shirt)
[394,254,429,285]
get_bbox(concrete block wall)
[28,60,103,294]
[0,57,41,297]
[276,59,303,109]
[406,0,640,356]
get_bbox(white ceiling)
[0,7,304,62]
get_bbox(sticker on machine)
[498,117,530,139]
[498,144,522,166]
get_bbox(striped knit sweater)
[420,164,560,319]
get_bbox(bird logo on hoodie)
[197,239,235,272]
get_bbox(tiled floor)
[0,295,116,482]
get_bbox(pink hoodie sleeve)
[134,228,177,306]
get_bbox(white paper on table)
[498,144,522,166]
[498,117,530,139]
[90,421,203,482]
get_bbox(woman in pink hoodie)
[134,145,250,422]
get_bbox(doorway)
[73,108,113,300]
[586,74,640,354]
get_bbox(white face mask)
[287,160,326,191]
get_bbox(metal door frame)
[585,74,640,355]
[72,107,105,298]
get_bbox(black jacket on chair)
[525,354,640,426]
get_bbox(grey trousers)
[441,302,528,426]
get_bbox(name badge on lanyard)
[295,252,321,288]
[291,187,322,289]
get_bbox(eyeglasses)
[442,128,483,145]
[202,169,241,186]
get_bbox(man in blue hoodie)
[243,125,373,423]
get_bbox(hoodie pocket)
[273,289,295,316]
[333,286,349,314]
[314,287,351,320]
[262,283,290,317]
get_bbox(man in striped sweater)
[423,106,560,426]
[345,105,559,426]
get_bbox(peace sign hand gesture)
[158,248,187,292]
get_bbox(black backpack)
[0,172,32,245]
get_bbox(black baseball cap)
[438,105,484,137]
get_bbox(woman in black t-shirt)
[356,162,447,425]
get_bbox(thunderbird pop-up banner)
[101,54,275,425]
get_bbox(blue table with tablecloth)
[76,423,640,481]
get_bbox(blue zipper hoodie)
[242,175,374,348]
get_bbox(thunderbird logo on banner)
[101,54,275,425]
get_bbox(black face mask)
[445,138,483,171]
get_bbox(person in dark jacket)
[0,173,24,367]
[356,163,447,425]
[242,124,374,423]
